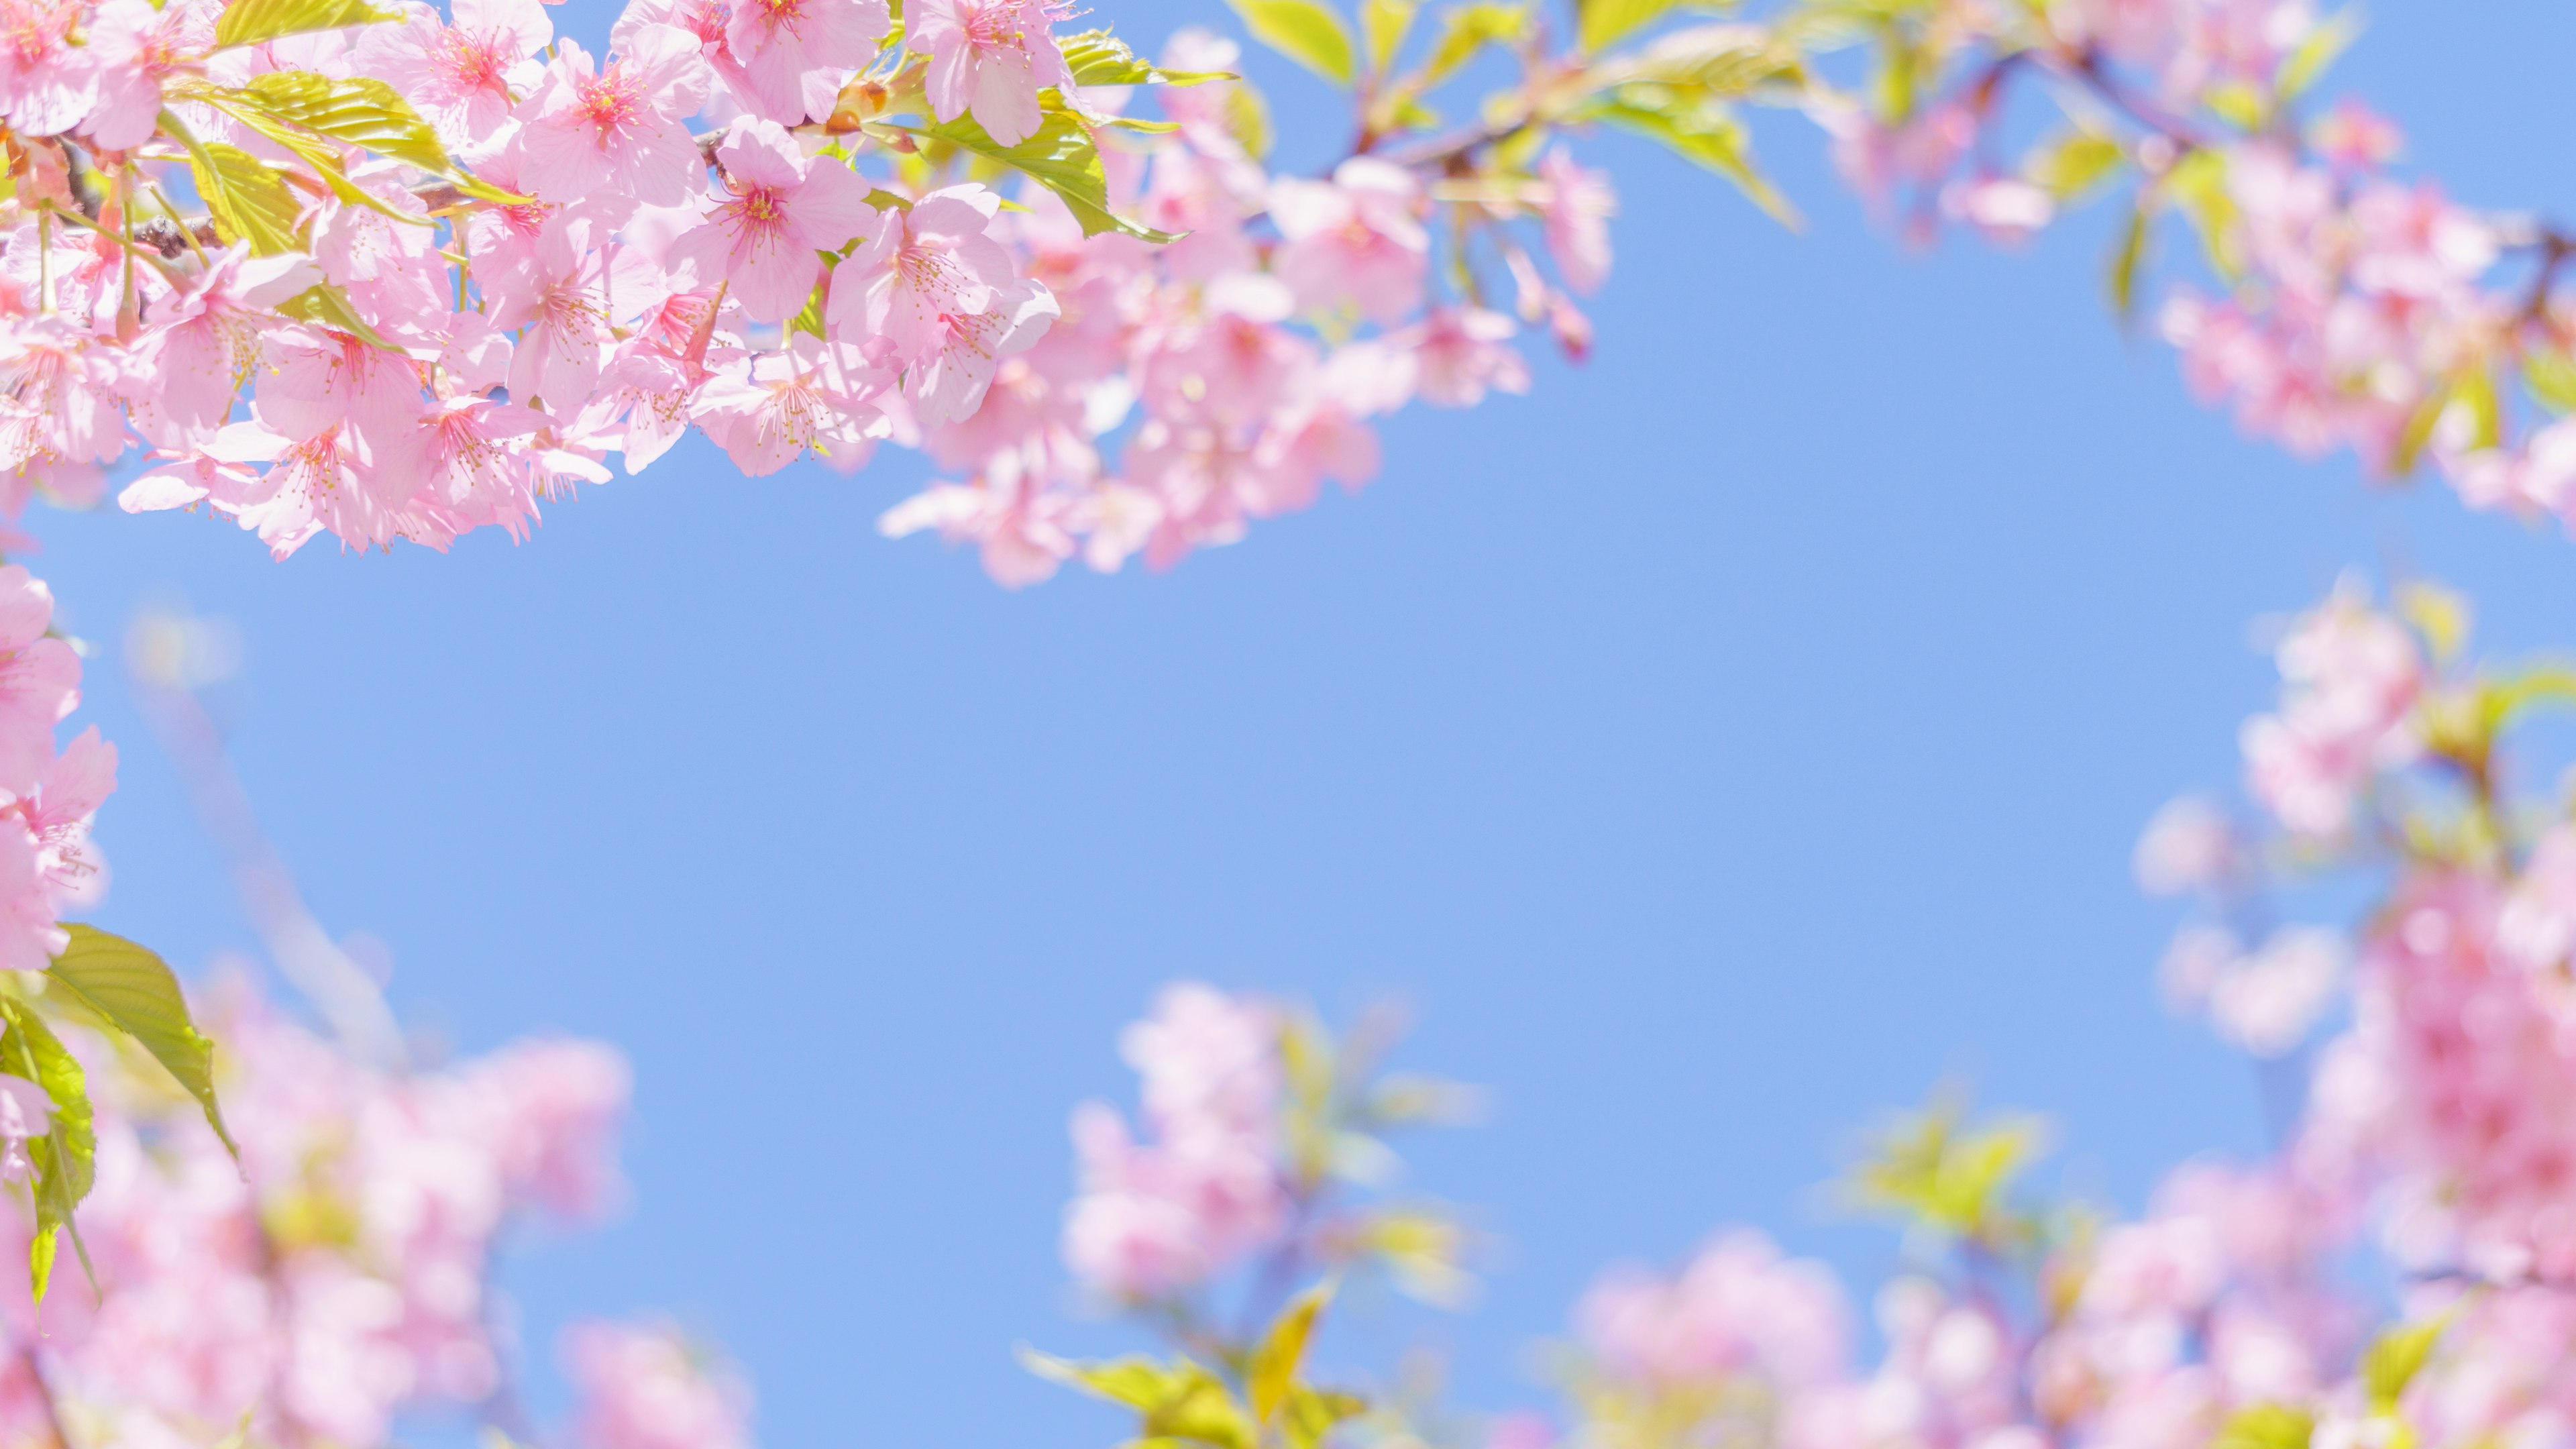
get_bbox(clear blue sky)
[31,3,2576,1440]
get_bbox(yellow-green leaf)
[1420,2,1526,86]
[1362,0,1415,72]
[2363,1318,2448,1410]
[2108,201,2149,325]
[1580,87,1799,227]
[276,282,398,350]
[46,925,237,1158]
[1228,0,1356,87]
[2214,1405,2314,1449]
[2025,129,2125,202]
[2275,11,2360,100]
[183,133,309,256]
[213,0,401,49]
[1279,1387,1367,1449]
[1578,0,1680,53]
[2527,351,2576,415]
[1021,1351,1256,1449]
[898,111,1178,242]
[1055,28,1232,85]
[1248,1283,1330,1422]
[0,1002,95,1305]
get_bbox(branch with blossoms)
[0,602,753,1449]
[3,0,2561,588]
[1024,584,2576,1449]
[1028,986,1483,1449]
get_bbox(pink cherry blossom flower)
[354,0,553,161]
[0,565,76,796]
[905,0,1073,149]
[690,334,890,476]
[85,0,216,152]
[511,29,712,208]
[1400,307,1529,409]
[1538,149,1615,295]
[1269,158,1428,325]
[0,0,98,138]
[484,216,617,413]
[2133,796,2238,896]
[827,185,1025,362]
[130,248,321,443]
[904,282,1058,426]
[670,117,879,323]
[8,724,113,908]
[563,1321,753,1449]
[724,0,892,124]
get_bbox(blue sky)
[31,2,2576,1440]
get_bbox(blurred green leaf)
[1578,86,1799,227]
[2107,201,2149,325]
[2525,351,2576,415]
[1249,1284,1330,1422]
[1228,0,1357,86]
[2214,1405,2315,1449]
[1578,0,1680,53]
[2363,1317,2448,1409]
[1022,1352,1256,1449]
[1421,2,1527,85]
[1362,0,1417,72]
[2275,11,2360,100]
[2025,129,2124,202]
[1847,1090,2048,1244]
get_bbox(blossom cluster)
[1031,577,2576,1449]
[1059,984,1477,1311]
[0,565,113,978]
[0,0,1631,586]
[0,959,754,1449]
[1803,0,2576,535]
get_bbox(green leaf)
[2214,1405,2315,1449]
[1021,1351,1255,1449]
[1279,1387,1366,1449]
[46,925,237,1158]
[790,260,834,339]
[2161,148,2240,279]
[2024,129,2125,202]
[1603,23,1805,96]
[178,129,309,257]
[225,72,528,203]
[1419,3,1526,86]
[1248,1284,1330,1423]
[2526,351,2576,415]
[2202,78,2267,133]
[191,85,435,223]
[2395,581,2471,665]
[1578,0,1681,53]
[276,282,399,350]
[1580,87,1800,227]
[2275,11,2360,101]
[2363,1318,2448,1410]
[0,1002,95,1305]
[898,111,1179,242]
[1055,28,1232,85]
[1227,0,1356,87]
[214,0,402,48]
[2107,201,2149,325]
[1362,0,1415,73]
